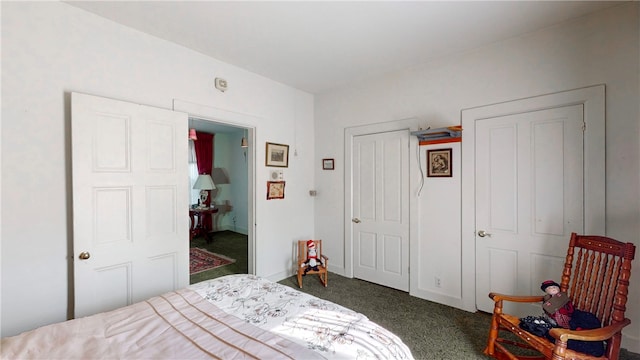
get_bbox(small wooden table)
[189,207,218,242]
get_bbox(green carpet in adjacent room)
[278,273,640,360]
[189,230,248,284]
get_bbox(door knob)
[477,230,491,237]
[78,251,91,260]
[352,218,361,223]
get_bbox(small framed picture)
[427,148,452,177]
[265,142,289,168]
[322,158,335,170]
[267,181,285,200]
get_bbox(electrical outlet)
[435,277,441,288]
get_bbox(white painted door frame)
[460,85,605,312]
[173,99,257,275]
[344,118,422,287]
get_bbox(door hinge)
[582,122,586,132]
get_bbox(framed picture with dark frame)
[427,148,452,177]
[265,142,289,167]
[266,181,285,200]
[322,158,334,170]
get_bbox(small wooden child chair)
[297,240,329,288]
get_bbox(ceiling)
[66,1,621,95]
[189,117,243,134]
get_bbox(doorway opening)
[172,99,257,284]
[187,117,255,284]
[344,118,422,292]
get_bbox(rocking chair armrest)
[321,254,329,262]
[489,292,545,303]
[549,318,632,343]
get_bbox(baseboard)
[214,224,248,235]
[327,264,347,277]
[266,270,291,284]
[623,333,640,354]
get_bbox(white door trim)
[172,99,258,275]
[344,118,422,280]
[461,85,605,312]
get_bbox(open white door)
[351,130,410,291]
[72,93,189,318]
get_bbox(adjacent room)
[186,119,250,283]
[2,1,639,359]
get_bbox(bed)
[1,274,413,359]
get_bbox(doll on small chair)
[540,280,574,328]
[301,240,323,275]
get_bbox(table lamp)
[193,174,216,208]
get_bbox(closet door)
[352,130,410,291]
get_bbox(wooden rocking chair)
[297,240,329,288]
[485,233,635,360]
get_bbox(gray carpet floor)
[191,232,640,360]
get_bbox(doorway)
[173,98,257,280]
[188,118,251,283]
[344,118,422,292]
[351,130,410,291]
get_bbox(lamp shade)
[189,128,198,140]
[193,174,216,190]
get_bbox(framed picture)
[266,181,285,200]
[265,142,289,167]
[427,148,452,177]
[322,158,335,170]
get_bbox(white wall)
[1,2,315,337]
[314,3,640,351]
[212,131,249,234]
[228,131,250,234]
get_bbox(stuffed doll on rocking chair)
[297,239,328,288]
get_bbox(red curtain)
[194,132,213,175]
[193,132,214,228]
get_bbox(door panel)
[352,130,409,291]
[475,105,584,315]
[72,93,188,318]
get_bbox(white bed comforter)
[188,274,414,359]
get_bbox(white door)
[475,105,584,315]
[72,93,189,318]
[352,130,409,291]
